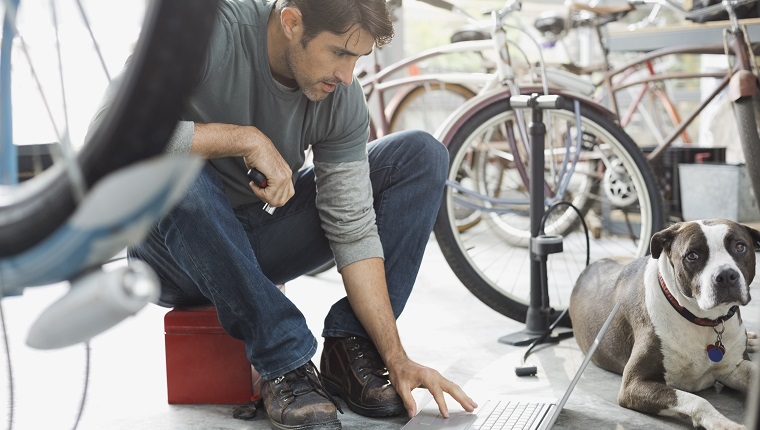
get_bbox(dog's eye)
[686,251,699,261]
[736,242,747,253]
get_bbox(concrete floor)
[0,235,756,430]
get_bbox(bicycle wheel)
[388,82,477,134]
[0,0,218,257]
[734,90,760,203]
[434,92,664,322]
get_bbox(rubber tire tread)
[0,0,219,257]
[433,95,665,323]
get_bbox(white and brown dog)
[570,219,760,429]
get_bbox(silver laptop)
[402,302,621,430]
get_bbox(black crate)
[642,145,726,219]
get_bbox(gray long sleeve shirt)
[131,0,382,269]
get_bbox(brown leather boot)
[261,361,343,430]
[320,336,405,417]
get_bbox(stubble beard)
[284,45,335,102]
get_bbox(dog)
[569,219,760,429]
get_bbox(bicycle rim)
[388,82,477,135]
[434,95,664,322]
[0,0,218,257]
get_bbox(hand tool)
[246,168,275,215]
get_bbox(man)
[125,0,477,428]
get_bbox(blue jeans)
[128,130,448,379]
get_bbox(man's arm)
[189,123,294,208]
[339,257,477,418]
[88,70,294,208]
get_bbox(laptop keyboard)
[471,399,546,430]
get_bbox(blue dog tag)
[707,344,725,363]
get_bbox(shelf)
[608,17,760,52]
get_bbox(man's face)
[285,25,374,102]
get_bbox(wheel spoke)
[74,0,110,82]
[50,0,86,200]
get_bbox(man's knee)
[390,130,449,181]
[419,132,449,181]
[170,164,225,213]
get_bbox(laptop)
[402,302,621,430]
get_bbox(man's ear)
[280,7,303,41]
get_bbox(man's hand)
[190,123,295,208]
[239,128,293,208]
[387,356,477,418]
[339,258,477,419]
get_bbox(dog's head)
[650,219,760,310]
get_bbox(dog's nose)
[714,268,740,289]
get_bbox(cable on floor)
[1,292,14,430]
[71,342,91,430]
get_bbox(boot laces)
[277,361,343,414]
[348,336,390,379]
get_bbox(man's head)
[274,0,394,101]
[279,0,394,49]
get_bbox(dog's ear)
[650,224,680,259]
[743,224,760,251]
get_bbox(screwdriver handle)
[246,167,276,215]
[246,168,268,188]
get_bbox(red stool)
[164,306,262,404]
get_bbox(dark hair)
[278,0,394,48]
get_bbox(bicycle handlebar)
[495,0,522,22]
[417,0,482,25]
[417,0,455,12]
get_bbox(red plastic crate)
[164,306,259,404]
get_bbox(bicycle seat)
[534,11,567,42]
[450,27,490,43]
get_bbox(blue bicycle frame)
[1,0,19,185]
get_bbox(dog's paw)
[701,416,746,430]
[698,408,747,430]
[747,331,760,353]
[711,423,745,430]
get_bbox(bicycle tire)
[734,91,760,203]
[434,92,664,322]
[388,82,477,134]
[0,0,218,257]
